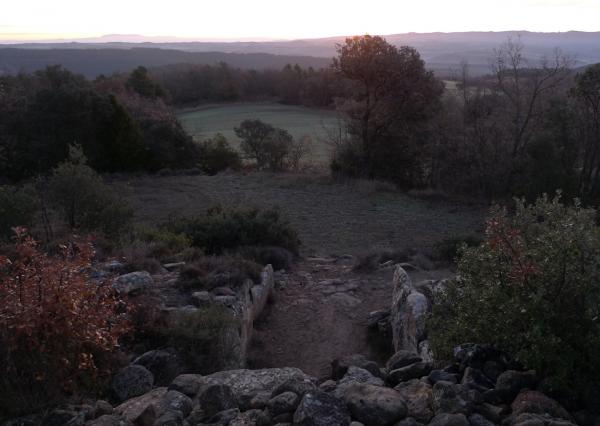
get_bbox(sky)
[1,0,600,42]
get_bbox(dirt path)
[247,256,450,378]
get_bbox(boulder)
[115,387,168,425]
[111,365,154,402]
[132,348,184,386]
[393,379,433,423]
[468,413,496,426]
[196,384,237,418]
[270,376,317,398]
[267,391,300,416]
[495,370,537,402]
[162,390,193,418]
[206,408,241,425]
[199,367,315,406]
[428,413,470,426]
[461,367,495,392]
[113,271,153,295]
[332,354,382,379]
[293,391,351,426]
[386,351,422,372]
[393,418,423,426]
[153,410,183,426]
[85,415,132,426]
[390,266,428,353]
[229,409,265,426]
[431,381,471,415]
[510,390,572,421]
[335,366,385,399]
[191,291,212,307]
[92,401,113,418]
[428,370,458,385]
[388,362,433,385]
[509,413,577,426]
[343,383,407,426]
[168,374,203,397]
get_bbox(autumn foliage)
[0,229,129,415]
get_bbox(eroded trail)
[247,256,449,378]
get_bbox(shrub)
[0,230,130,416]
[131,225,191,259]
[0,185,39,241]
[168,206,300,255]
[429,194,600,392]
[48,145,133,239]
[238,245,294,271]
[141,305,239,373]
[198,133,242,175]
[353,248,414,273]
[177,255,262,291]
[431,234,483,263]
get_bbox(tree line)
[2,36,600,206]
[330,36,600,205]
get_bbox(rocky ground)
[247,256,450,378]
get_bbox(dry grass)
[113,172,484,256]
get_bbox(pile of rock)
[17,341,594,426]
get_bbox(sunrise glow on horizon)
[2,0,600,42]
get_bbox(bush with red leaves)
[0,228,130,416]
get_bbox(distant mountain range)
[1,31,599,78]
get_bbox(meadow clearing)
[177,102,342,164]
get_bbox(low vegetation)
[0,230,130,417]
[429,194,600,394]
[176,256,263,291]
[167,206,300,256]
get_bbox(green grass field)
[177,103,342,164]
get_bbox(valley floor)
[117,172,484,256]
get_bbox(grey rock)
[332,354,382,380]
[343,383,407,426]
[429,413,470,426]
[133,348,184,386]
[388,362,433,385]
[293,391,351,426]
[115,387,168,425]
[495,370,537,402]
[85,415,132,426]
[112,365,154,402]
[461,367,495,392]
[168,374,203,397]
[393,418,423,426]
[386,351,422,372]
[207,408,241,425]
[393,379,433,423]
[267,391,300,416]
[509,413,577,426]
[199,367,315,406]
[468,413,496,426]
[113,271,153,295]
[428,370,458,385]
[191,291,212,307]
[473,402,508,423]
[271,377,317,398]
[390,266,428,353]
[510,390,572,421]
[93,401,114,418]
[196,384,237,418]
[432,381,471,415]
[163,391,192,418]
[153,410,183,426]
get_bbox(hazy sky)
[2,0,599,41]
